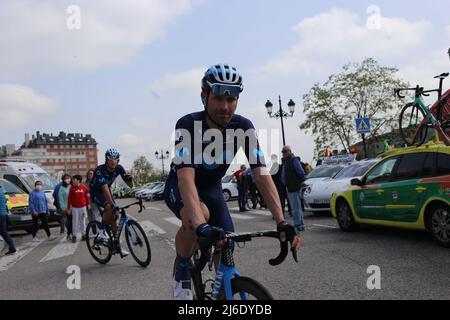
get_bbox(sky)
[1,0,450,172]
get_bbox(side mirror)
[350,178,362,186]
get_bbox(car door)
[383,152,434,222]
[353,156,400,220]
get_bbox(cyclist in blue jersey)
[164,64,301,300]
[90,148,133,257]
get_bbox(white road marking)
[146,206,163,211]
[230,213,254,220]
[230,207,271,216]
[139,220,166,235]
[40,236,80,263]
[312,224,338,229]
[164,217,182,227]
[0,240,42,271]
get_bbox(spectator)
[233,165,247,212]
[84,170,97,226]
[52,179,63,234]
[270,154,289,218]
[68,175,90,243]
[281,146,306,233]
[0,185,16,255]
[58,174,72,241]
[29,181,57,242]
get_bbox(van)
[0,161,59,223]
[0,178,33,232]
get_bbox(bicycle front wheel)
[125,220,151,267]
[85,221,113,265]
[218,276,274,300]
[399,103,429,146]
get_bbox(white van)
[0,161,59,222]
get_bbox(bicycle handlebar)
[197,230,298,267]
[119,199,145,213]
[226,230,298,265]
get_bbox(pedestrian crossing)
[0,206,278,272]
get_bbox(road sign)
[355,118,371,134]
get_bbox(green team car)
[330,142,450,247]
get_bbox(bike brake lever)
[291,245,298,263]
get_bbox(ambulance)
[0,161,59,224]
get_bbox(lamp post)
[155,150,170,176]
[265,95,295,146]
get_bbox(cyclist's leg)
[164,175,209,299]
[200,182,235,270]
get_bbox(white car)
[138,182,164,200]
[222,175,238,202]
[302,160,378,213]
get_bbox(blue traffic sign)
[355,118,371,134]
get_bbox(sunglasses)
[282,150,288,153]
[210,84,241,97]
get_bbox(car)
[139,182,165,201]
[303,160,378,213]
[330,142,450,247]
[222,174,238,202]
[135,182,159,199]
[0,178,33,233]
[144,183,166,201]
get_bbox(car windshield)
[222,175,233,183]
[307,165,344,179]
[333,162,376,179]
[20,173,57,190]
[0,179,25,194]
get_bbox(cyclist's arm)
[177,167,206,228]
[101,184,115,208]
[252,167,284,224]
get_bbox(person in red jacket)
[68,175,91,243]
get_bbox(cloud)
[0,84,59,131]
[0,0,201,77]
[148,68,204,96]
[254,8,431,78]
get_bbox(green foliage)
[300,58,408,159]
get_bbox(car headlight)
[303,186,312,195]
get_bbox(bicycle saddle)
[434,73,449,79]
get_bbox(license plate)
[314,199,330,204]
[20,216,32,221]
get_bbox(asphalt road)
[0,199,449,300]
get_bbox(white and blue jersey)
[163,110,265,232]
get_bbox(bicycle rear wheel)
[437,96,450,132]
[125,220,151,267]
[218,276,274,300]
[85,221,112,264]
[399,103,429,146]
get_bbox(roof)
[380,141,450,158]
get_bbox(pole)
[279,95,286,146]
[160,150,165,176]
[362,134,368,159]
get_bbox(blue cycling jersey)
[170,110,265,186]
[164,110,266,233]
[90,164,131,194]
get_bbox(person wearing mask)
[0,185,16,255]
[281,146,306,233]
[58,174,72,241]
[68,175,90,243]
[29,181,57,242]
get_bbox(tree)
[300,58,408,159]
[131,156,156,186]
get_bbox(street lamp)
[265,95,295,146]
[155,150,170,176]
